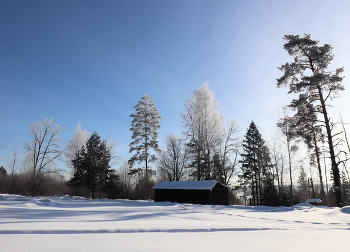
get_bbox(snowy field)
[1,194,350,251]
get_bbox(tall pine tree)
[129,94,161,197]
[277,34,345,207]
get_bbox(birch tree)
[64,123,90,175]
[181,83,224,180]
[277,108,299,202]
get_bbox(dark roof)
[153,180,227,190]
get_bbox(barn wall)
[154,188,229,205]
[210,188,229,205]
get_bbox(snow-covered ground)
[1,194,350,251]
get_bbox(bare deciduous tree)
[217,120,240,186]
[157,133,189,181]
[23,118,64,196]
[6,137,21,194]
[277,108,299,202]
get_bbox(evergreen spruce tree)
[240,121,265,206]
[261,175,279,207]
[68,132,120,199]
[104,170,124,199]
[277,34,345,207]
[129,94,161,197]
[260,145,278,206]
[297,166,309,203]
[341,171,350,206]
[0,166,7,176]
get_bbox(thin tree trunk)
[287,141,293,202]
[313,132,325,196]
[252,177,256,206]
[273,149,281,195]
[280,153,284,193]
[317,85,342,207]
[340,113,350,155]
[323,145,329,195]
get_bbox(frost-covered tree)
[277,34,345,207]
[216,120,240,186]
[65,123,90,175]
[23,118,64,196]
[268,131,286,195]
[181,83,224,180]
[118,160,133,198]
[129,94,161,188]
[277,108,299,202]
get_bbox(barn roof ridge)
[153,180,228,190]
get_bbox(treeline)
[1,34,349,207]
[0,168,67,197]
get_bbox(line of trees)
[235,34,348,207]
[1,34,349,207]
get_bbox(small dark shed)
[153,180,229,205]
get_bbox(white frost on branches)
[129,94,161,170]
[182,82,225,155]
[65,123,90,174]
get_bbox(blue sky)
[1,0,350,171]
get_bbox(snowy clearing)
[1,194,350,251]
